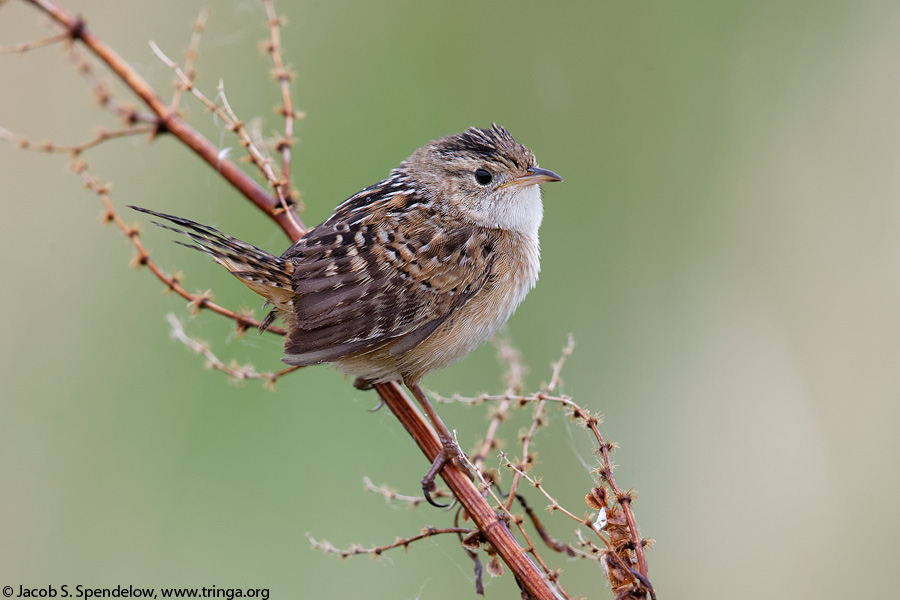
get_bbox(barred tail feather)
[129,206,293,297]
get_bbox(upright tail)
[129,206,294,307]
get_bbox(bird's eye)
[474,168,493,186]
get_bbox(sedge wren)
[133,125,561,505]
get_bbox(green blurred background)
[2,0,899,598]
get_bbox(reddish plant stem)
[375,382,558,600]
[23,0,306,241]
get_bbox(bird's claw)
[422,482,449,508]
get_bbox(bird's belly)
[332,234,540,385]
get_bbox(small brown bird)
[133,125,561,504]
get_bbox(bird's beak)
[501,166,564,188]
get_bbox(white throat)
[484,184,544,237]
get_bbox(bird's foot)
[421,436,462,508]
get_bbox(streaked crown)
[398,125,557,235]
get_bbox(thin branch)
[169,8,209,112]
[505,458,651,599]
[148,40,300,224]
[546,334,575,393]
[362,476,450,508]
[306,527,474,559]
[0,30,68,53]
[167,313,301,389]
[495,335,527,396]
[504,458,600,533]
[436,335,651,595]
[515,494,580,558]
[215,78,296,219]
[502,337,573,508]
[22,0,306,239]
[470,336,526,471]
[0,123,155,155]
[73,160,285,336]
[64,44,157,124]
[516,494,599,560]
[504,396,548,509]
[587,422,649,576]
[454,439,573,600]
[488,385,649,580]
[261,0,301,202]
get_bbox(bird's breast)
[395,229,540,379]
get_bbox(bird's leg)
[405,380,463,508]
